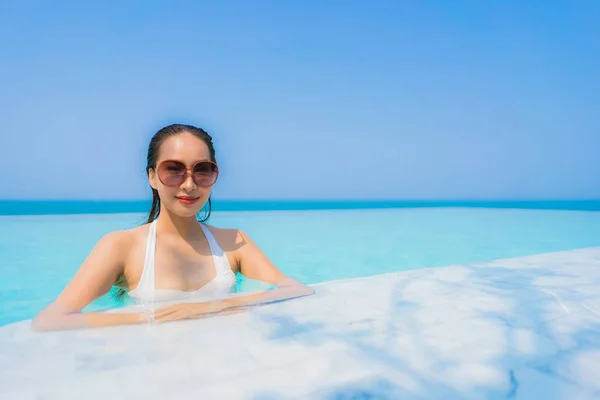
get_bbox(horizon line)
[2,198,600,202]
[1,198,599,216]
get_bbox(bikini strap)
[138,219,157,305]
[200,223,231,277]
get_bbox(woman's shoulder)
[94,223,150,255]
[203,224,248,252]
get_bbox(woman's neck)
[155,208,203,241]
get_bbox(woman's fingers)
[187,308,244,319]
[152,304,189,323]
[150,303,247,323]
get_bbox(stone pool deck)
[1,247,599,399]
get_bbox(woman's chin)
[180,207,204,218]
[166,202,205,218]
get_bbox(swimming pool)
[1,207,600,326]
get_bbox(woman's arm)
[153,230,314,323]
[32,231,149,332]
[228,229,314,302]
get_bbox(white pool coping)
[1,247,599,399]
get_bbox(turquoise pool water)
[1,206,600,326]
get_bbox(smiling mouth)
[176,196,200,204]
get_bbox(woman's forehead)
[158,133,210,161]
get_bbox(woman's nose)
[181,173,197,191]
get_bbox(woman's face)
[149,132,218,218]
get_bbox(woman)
[32,124,314,331]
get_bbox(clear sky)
[1,0,598,200]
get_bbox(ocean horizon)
[1,198,599,215]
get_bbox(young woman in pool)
[32,124,314,331]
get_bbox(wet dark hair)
[112,123,217,301]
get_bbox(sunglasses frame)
[156,159,219,188]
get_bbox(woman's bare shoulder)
[203,224,246,252]
[120,223,150,241]
[96,223,150,257]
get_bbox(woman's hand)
[152,299,240,323]
[151,279,313,324]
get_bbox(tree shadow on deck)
[246,256,600,399]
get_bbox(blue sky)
[1,0,598,200]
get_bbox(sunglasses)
[156,160,219,187]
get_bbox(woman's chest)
[155,244,217,290]
[125,236,237,291]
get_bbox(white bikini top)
[128,219,237,305]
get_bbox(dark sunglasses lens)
[193,162,217,186]
[158,161,186,186]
